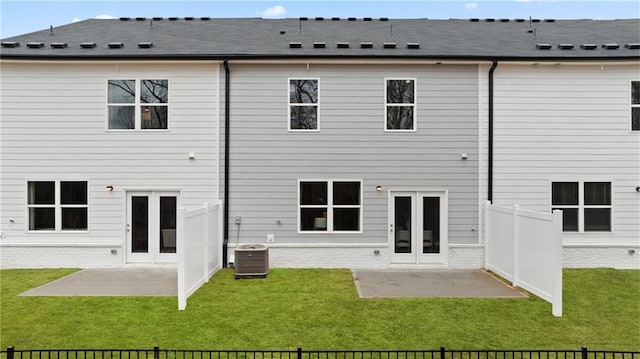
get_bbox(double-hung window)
[289,79,319,130]
[27,181,88,231]
[552,181,612,232]
[299,180,362,232]
[108,79,169,130]
[631,81,639,131]
[385,79,416,131]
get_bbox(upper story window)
[552,181,611,232]
[108,79,169,130]
[385,79,416,131]
[299,180,362,233]
[27,181,88,231]
[631,81,639,131]
[289,79,319,131]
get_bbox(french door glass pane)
[394,196,411,253]
[159,196,177,253]
[300,208,327,231]
[29,208,55,230]
[131,196,149,253]
[585,208,611,231]
[584,182,611,205]
[422,197,440,254]
[62,208,88,230]
[552,182,578,205]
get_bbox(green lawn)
[1,268,638,350]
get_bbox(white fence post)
[202,203,210,282]
[552,209,563,317]
[218,200,224,266]
[484,201,491,269]
[512,205,520,288]
[177,206,186,310]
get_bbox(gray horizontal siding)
[223,63,480,246]
[0,62,220,245]
[491,64,640,245]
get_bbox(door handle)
[126,224,130,232]
[389,224,393,232]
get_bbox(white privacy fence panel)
[207,207,222,278]
[485,203,563,317]
[484,205,515,282]
[177,202,223,310]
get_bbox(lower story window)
[299,180,362,232]
[552,181,611,232]
[27,181,88,231]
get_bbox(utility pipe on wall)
[223,59,230,267]
[488,60,498,203]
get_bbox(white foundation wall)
[0,245,123,268]
[563,245,640,269]
[230,244,485,269]
[0,61,220,268]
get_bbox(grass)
[0,268,638,350]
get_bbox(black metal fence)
[1,347,638,359]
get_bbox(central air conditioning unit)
[234,244,269,279]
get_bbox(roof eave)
[1,54,639,62]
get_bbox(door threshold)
[388,263,449,269]
[122,263,177,269]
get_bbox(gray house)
[1,17,638,269]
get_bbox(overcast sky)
[1,0,639,39]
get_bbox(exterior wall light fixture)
[376,185,383,192]
[106,185,114,192]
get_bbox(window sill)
[26,230,91,234]
[562,231,614,235]
[384,129,417,133]
[298,231,363,235]
[106,129,170,132]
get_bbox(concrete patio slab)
[352,269,528,298]
[19,268,177,296]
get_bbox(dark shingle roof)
[1,18,639,60]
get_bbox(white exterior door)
[126,191,179,264]
[390,191,448,265]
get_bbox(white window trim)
[288,78,320,132]
[630,80,640,133]
[106,79,170,132]
[549,180,614,234]
[384,77,417,132]
[26,180,90,233]
[297,179,363,234]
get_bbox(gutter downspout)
[488,60,498,203]
[223,59,230,267]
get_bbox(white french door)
[126,191,179,263]
[389,191,448,264]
